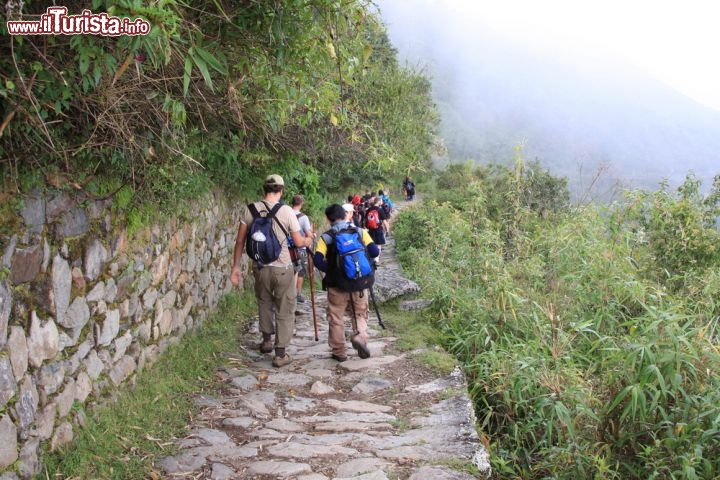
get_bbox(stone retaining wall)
[0,188,239,478]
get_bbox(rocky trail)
[158,200,491,480]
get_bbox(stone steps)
[158,198,491,479]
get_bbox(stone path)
[158,200,491,479]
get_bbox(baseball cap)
[264,174,284,186]
[351,195,362,205]
[342,203,354,213]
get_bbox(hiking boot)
[259,338,273,354]
[272,353,292,368]
[351,336,371,359]
[296,293,306,303]
[331,353,348,362]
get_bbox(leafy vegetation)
[9,3,720,479]
[394,164,720,479]
[1,0,437,218]
[376,298,457,375]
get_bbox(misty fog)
[374,1,720,199]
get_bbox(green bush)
[619,175,720,290]
[1,1,437,215]
[395,165,720,479]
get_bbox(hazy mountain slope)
[377,2,720,196]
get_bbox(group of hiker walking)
[342,189,393,265]
[230,174,409,368]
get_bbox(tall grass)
[394,166,720,479]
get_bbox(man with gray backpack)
[313,204,380,362]
[230,174,312,368]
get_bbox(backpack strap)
[321,231,334,247]
[247,202,261,219]
[247,201,283,220]
[322,225,364,247]
[260,201,290,240]
[260,200,283,218]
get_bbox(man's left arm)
[300,215,315,241]
[313,235,329,272]
[285,206,312,248]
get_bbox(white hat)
[264,174,284,186]
[342,203,354,213]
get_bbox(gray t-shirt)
[296,211,312,250]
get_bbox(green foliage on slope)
[394,164,720,479]
[1,1,437,211]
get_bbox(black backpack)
[245,202,288,266]
[352,204,364,228]
[322,226,375,292]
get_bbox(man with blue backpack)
[313,204,380,362]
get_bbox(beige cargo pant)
[325,287,369,357]
[253,263,296,349]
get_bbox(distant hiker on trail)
[313,204,380,362]
[290,194,315,306]
[378,189,394,213]
[351,194,364,227]
[402,176,415,201]
[365,197,389,264]
[342,203,355,223]
[230,174,313,368]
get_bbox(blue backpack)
[323,226,375,292]
[245,202,288,266]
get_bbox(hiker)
[362,197,374,226]
[402,176,415,201]
[351,194,364,227]
[365,197,390,263]
[342,203,355,223]
[313,203,380,362]
[290,194,315,305]
[230,174,313,368]
[377,189,394,229]
[378,189,394,212]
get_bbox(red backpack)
[365,208,380,229]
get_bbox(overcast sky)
[375,0,720,112]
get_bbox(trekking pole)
[368,285,386,329]
[307,235,319,341]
